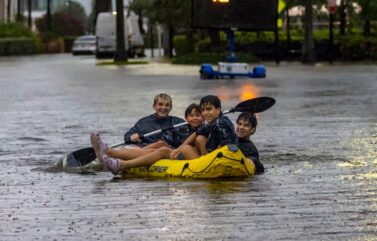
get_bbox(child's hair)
[153,93,172,106]
[199,95,221,109]
[237,112,257,128]
[185,103,201,117]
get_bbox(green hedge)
[0,38,35,55]
[0,22,33,38]
[0,23,44,55]
[172,52,258,65]
[338,36,377,61]
[64,36,76,53]
[173,35,195,56]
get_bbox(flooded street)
[0,54,376,240]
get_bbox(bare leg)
[195,135,208,155]
[118,147,172,170]
[179,144,201,160]
[143,140,170,149]
[106,147,156,160]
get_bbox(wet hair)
[237,112,257,128]
[185,103,201,117]
[153,93,172,106]
[199,95,221,109]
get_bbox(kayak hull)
[123,145,255,178]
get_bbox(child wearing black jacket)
[236,112,264,174]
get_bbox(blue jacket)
[124,114,185,147]
[196,115,237,152]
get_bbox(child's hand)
[170,150,179,159]
[130,133,140,143]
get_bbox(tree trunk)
[137,10,145,35]
[302,0,316,64]
[17,0,22,22]
[47,0,51,31]
[114,0,128,62]
[27,0,32,28]
[286,8,291,46]
[7,0,11,22]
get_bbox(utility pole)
[114,0,128,62]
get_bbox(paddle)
[63,96,275,168]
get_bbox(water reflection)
[240,83,259,101]
[214,83,260,103]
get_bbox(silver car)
[72,35,96,55]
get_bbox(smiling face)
[153,98,172,118]
[236,119,255,139]
[201,103,221,124]
[185,108,203,129]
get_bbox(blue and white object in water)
[199,62,266,79]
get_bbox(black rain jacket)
[124,114,185,147]
[238,138,264,174]
[196,115,237,152]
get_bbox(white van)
[95,12,144,58]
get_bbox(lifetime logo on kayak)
[138,166,168,173]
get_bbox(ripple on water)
[17,137,47,142]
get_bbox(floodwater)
[0,54,376,240]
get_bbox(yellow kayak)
[122,145,255,178]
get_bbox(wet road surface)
[0,55,376,240]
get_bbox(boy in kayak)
[90,93,184,161]
[93,103,203,174]
[236,112,264,174]
[170,95,237,160]
[123,93,185,147]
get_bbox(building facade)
[0,0,18,23]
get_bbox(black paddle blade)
[231,97,276,113]
[66,147,97,167]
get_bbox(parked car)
[72,35,96,55]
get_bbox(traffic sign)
[328,0,337,14]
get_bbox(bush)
[172,52,258,65]
[0,23,44,55]
[35,12,84,37]
[0,38,34,55]
[173,35,195,56]
[338,35,377,61]
[64,36,76,53]
[0,22,33,38]
[46,37,65,53]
